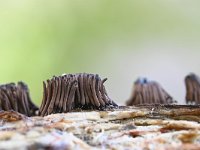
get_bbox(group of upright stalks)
[0,72,199,117]
[39,73,117,116]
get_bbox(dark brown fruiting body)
[39,73,118,116]
[185,73,200,104]
[0,82,38,116]
[126,78,175,106]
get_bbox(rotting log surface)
[1,105,200,149]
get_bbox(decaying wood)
[126,78,176,106]
[117,105,200,122]
[2,105,200,150]
[0,110,26,122]
[39,73,118,116]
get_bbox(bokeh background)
[0,0,200,105]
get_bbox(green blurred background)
[0,0,200,105]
